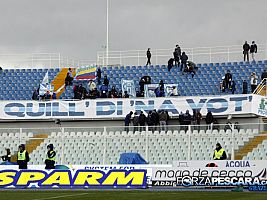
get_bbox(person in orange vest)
[213,143,227,160]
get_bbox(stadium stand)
[0,60,266,100]
[0,127,262,165]
[61,61,267,99]
[0,68,59,100]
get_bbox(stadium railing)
[97,43,267,66]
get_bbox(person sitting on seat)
[1,148,11,162]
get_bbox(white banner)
[0,94,254,120]
[121,79,136,97]
[152,160,267,188]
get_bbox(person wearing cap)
[213,143,227,160]
[45,144,56,169]
[17,144,30,169]
[1,148,11,162]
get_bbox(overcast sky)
[0,0,266,61]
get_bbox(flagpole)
[106,0,109,67]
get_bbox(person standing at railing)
[174,45,181,67]
[243,41,250,62]
[124,111,133,132]
[146,48,151,66]
[250,41,258,61]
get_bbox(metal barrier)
[0,53,96,68]
[0,123,266,165]
[97,43,267,66]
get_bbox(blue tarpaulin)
[0,161,17,165]
[118,153,147,164]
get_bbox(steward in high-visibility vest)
[17,144,30,169]
[45,144,56,169]
[213,143,227,160]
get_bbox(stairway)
[234,132,267,160]
[11,134,48,162]
[51,68,76,98]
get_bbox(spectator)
[88,88,100,99]
[165,111,170,126]
[205,110,214,129]
[159,110,168,131]
[146,48,151,66]
[44,91,51,100]
[123,91,129,98]
[68,68,73,78]
[133,112,139,133]
[171,86,179,96]
[0,67,3,75]
[167,58,174,72]
[193,109,202,130]
[65,72,73,86]
[32,89,39,100]
[1,148,11,162]
[88,80,96,92]
[173,50,180,67]
[124,111,133,132]
[243,41,250,62]
[52,92,57,100]
[109,86,118,98]
[231,80,236,94]
[100,84,109,98]
[159,80,164,92]
[220,77,226,92]
[151,110,159,131]
[139,111,146,131]
[139,78,145,94]
[250,41,257,61]
[103,75,109,86]
[97,67,102,84]
[180,52,188,72]
[187,61,196,78]
[261,70,267,80]
[213,143,227,160]
[179,111,184,125]
[175,45,182,59]
[224,70,232,89]
[250,72,258,93]
[183,110,192,132]
[147,111,153,131]
[242,80,248,94]
[234,122,241,132]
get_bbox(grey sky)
[0,0,266,60]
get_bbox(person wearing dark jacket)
[213,143,227,160]
[250,41,257,61]
[103,75,109,86]
[173,50,180,67]
[224,70,232,89]
[168,58,174,72]
[243,41,250,62]
[146,48,151,66]
[205,110,214,129]
[124,111,133,132]
[180,52,188,72]
[32,89,39,100]
[133,112,139,133]
[45,144,56,169]
[139,111,146,131]
[17,144,30,169]
[97,68,102,84]
[1,148,11,162]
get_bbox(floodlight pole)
[106,0,109,67]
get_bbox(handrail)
[97,43,267,66]
[254,78,267,96]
